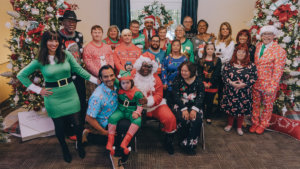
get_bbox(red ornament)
[24,101,30,105]
[11,54,19,60]
[258,12,264,18]
[33,106,40,111]
[15,7,21,11]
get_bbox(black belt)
[45,77,72,88]
[118,97,137,107]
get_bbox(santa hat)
[118,70,133,81]
[134,52,158,74]
[257,25,278,40]
[144,15,155,23]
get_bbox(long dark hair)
[37,31,65,65]
[200,43,217,66]
[236,29,251,46]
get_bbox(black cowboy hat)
[59,10,81,22]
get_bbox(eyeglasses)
[262,32,274,36]
[142,64,153,68]
[175,30,184,32]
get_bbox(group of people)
[16,9,287,166]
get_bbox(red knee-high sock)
[106,124,116,155]
[237,115,244,129]
[227,114,235,126]
[121,123,139,155]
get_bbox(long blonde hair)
[216,22,233,47]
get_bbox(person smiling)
[221,44,257,136]
[83,25,114,97]
[113,29,141,74]
[235,29,256,62]
[250,25,286,134]
[17,31,99,163]
[166,25,194,63]
[103,25,121,51]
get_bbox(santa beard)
[134,73,156,96]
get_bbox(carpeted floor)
[1,119,300,169]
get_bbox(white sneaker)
[224,125,232,132]
[237,128,244,136]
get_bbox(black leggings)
[52,113,83,149]
[203,92,216,120]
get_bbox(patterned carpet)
[1,119,300,169]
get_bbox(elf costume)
[106,70,144,155]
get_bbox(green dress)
[17,51,91,118]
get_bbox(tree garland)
[250,0,299,117]
[137,1,174,29]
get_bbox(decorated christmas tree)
[137,0,174,29]
[0,115,10,143]
[249,0,299,117]
[4,0,71,111]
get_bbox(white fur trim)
[89,76,98,85]
[146,98,167,113]
[259,25,277,37]
[192,106,200,113]
[28,83,42,94]
[181,107,188,112]
[134,73,156,97]
[133,56,158,74]
[147,96,155,107]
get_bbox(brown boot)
[106,134,115,155]
[120,134,133,155]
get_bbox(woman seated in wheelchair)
[171,61,205,155]
[106,69,144,155]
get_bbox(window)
[130,0,182,40]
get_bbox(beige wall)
[69,0,110,45]
[0,1,13,103]
[198,0,256,41]
[0,0,255,103]
[0,1,13,64]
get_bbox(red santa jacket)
[253,41,286,94]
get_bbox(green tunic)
[166,38,195,63]
[17,51,91,118]
[108,91,144,126]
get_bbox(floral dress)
[221,63,257,116]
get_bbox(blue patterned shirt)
[87,83,118,128]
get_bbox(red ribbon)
[27,23,45,36]
[273,4,298,23]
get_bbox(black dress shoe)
[186,147,196,155]
[76,141,86,159]
[206,119,212,125]
[164,133,175,155]
[63,152,72,163]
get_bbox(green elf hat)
[117,70,133,81]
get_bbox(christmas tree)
[249,0,299,117]
[0,115,10,143]
[4,0,71,112]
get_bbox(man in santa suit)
[113,29,141,74]
[133,52,177,154]
[250,25,286,134]
[140,15,157,50]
